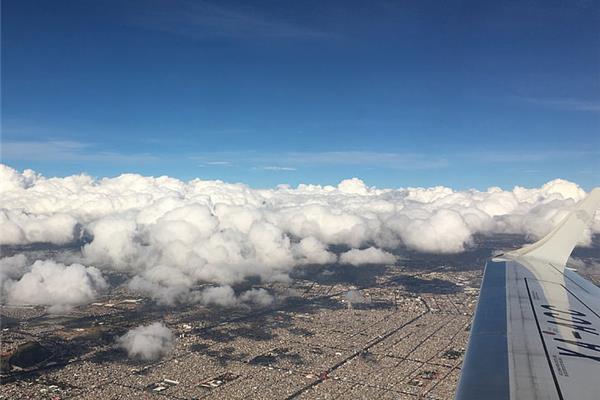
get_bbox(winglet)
[507,188,600,268]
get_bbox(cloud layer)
[1,164,598,308]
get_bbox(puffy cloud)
[344,289,365,304]
[239,288,274,307]
[127,277,275,308]
[337,178,370,195]
[388,209,472,253]
[199,285,238,307]
[117,322,174,360]
[198,286,275,308]
[340,247,397,265]
[292,237,338,264]
[128,273,194,306]
[0,164,40,192]
[538,179,585,200]
[0,164,598,307]
[0,254,29,290]
[0,210,77,245]
[3,260,107,312]
[82,217,141,270]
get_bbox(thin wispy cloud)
[519,97,600,112]
[255,166,297,171]
[1,140,157,164]
[205,161,232,166]
[129,0,335,40]
[283,151,448,169]
[467,149,600,164]
[189,151,448,170]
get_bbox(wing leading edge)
[456,188,600,400]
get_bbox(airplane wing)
[456,188,600,400]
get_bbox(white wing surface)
[456,188,600,400]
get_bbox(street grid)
[1,263,479,400]
[2,236,598,399]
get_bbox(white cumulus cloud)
[3,260,107,312]
[117,322,174,360]
[340,247,397,265]
[0,164,597,307]
[239,288,274,307]
[0,254,29,290]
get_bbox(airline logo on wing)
[528,280,600,380]
[541,304,600,364]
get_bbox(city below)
[2,235,599,399]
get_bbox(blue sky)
[2,0,599,189]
